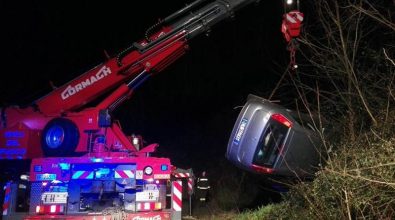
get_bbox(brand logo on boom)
[61,66,112,100]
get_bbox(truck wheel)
[41,118,79,157]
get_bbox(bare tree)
[294,0,395,141]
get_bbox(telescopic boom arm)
[35,0,259,115]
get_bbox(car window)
[253,119,289,167]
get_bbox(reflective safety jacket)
[196,177,210,190]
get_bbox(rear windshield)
[253,119,289,167]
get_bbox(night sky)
[1,1,291,171]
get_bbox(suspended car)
[226,94,325,178]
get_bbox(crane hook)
[287,39,299,70]
[281,9,304,72]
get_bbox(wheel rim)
[45,125,65,149]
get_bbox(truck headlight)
[144,166,153,175]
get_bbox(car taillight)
[271,114,292,128]
[251,164,274,174]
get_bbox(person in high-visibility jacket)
[196,171,211,203]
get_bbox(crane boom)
[35,0,258,115]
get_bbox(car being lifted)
[226,94,325,179]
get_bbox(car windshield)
[253,119,289,167]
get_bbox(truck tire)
[41,118,79,157]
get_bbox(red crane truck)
[0,0,262,219]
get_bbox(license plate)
[136,190,159,201]
[36,173,57,181]
[41,192,68,204]
[234,118,248,144]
